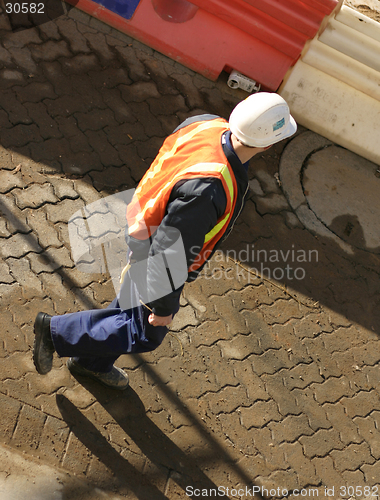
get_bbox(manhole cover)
[302,146,380,253]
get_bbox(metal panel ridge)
[189,0,310,59]
[243,0,331,33]
[188,0,341,60]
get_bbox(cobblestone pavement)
[0,5,380,500]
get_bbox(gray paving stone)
[239,400,282,429]
[280,441,320,486]
[197,345,239,389]
[312,456,345,490]
[260,298,304,325]
[39,272,76,314]
[206,385,249,414]
[0,169,26,193]
[341,390,380,418]
[269,413,314,443]
[38,20,61,41]
[303,336,342,379]
[13,183,58,209]
[249,427,288,471]
[0,393,22,444]
[60,150,104,175]
[231,359,270,402]
[170,305,199,331]
[219,334,262,361]
[0,69,25,87]
[299,428,345,458]
[26,209,62,248]
[88,16,112,34]
[114,45,150,82]
[323,402,362,446]
[75,108,118,132]
[6,256,44,296]
[354,415,380,459]
[0,233,42,259]
[312,376,354,404]
[55,17,90,53]
[85,129,123,167]
[61,53,100,75]
[361,461,380,486]
[251,348,292,375]
[24,102,62,140]
[8,46,38,74]
[262,372,300,417]
[148,94,188,116]
[270,322,311,363]
[45,197,85,224]
[83,31,115,64]
[14,81,57,103]
[106,30,133,46]
[293,388,332,431]
[47,177,78,200]
[330,442,375,472]
[0,123,42,148]
[0,261,14,284]
[67,7,91,25]
[282,362,323,390]
[254,193,290,215]
[28,246,74,273]
[0,45,12,65]
[29,40,71,61]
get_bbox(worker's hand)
[148,313,173,327]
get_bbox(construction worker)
[33,92,297,390]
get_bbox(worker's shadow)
[56,379,219,499]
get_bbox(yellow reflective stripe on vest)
[199,163,234,243]
[204,213,230,244]
[135,120,227,196]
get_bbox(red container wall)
[67,0,341,90]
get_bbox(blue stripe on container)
[92,0,141,20]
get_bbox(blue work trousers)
[50,297,171,373]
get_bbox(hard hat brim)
[239,114,297,148]
[283,115,298,142]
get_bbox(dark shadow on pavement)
[57,380,233,499]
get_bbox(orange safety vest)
[127,118,238,273]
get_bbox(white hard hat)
[229,92,297,148]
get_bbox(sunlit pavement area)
[0,4,380,499]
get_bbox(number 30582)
[5,3,45,14]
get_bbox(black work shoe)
[33,312,55,375]
[67,358,129,390]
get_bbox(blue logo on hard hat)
[273,117,285,131]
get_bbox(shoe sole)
[67,359,129,390]
[33,312,51,375]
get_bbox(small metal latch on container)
[227,70,261,93]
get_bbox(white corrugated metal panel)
[319,15,380,71]
[303,39,380,100]
[279,4,380,165]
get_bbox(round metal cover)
[302,146,380,253]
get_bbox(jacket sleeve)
[146,177,227,317]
